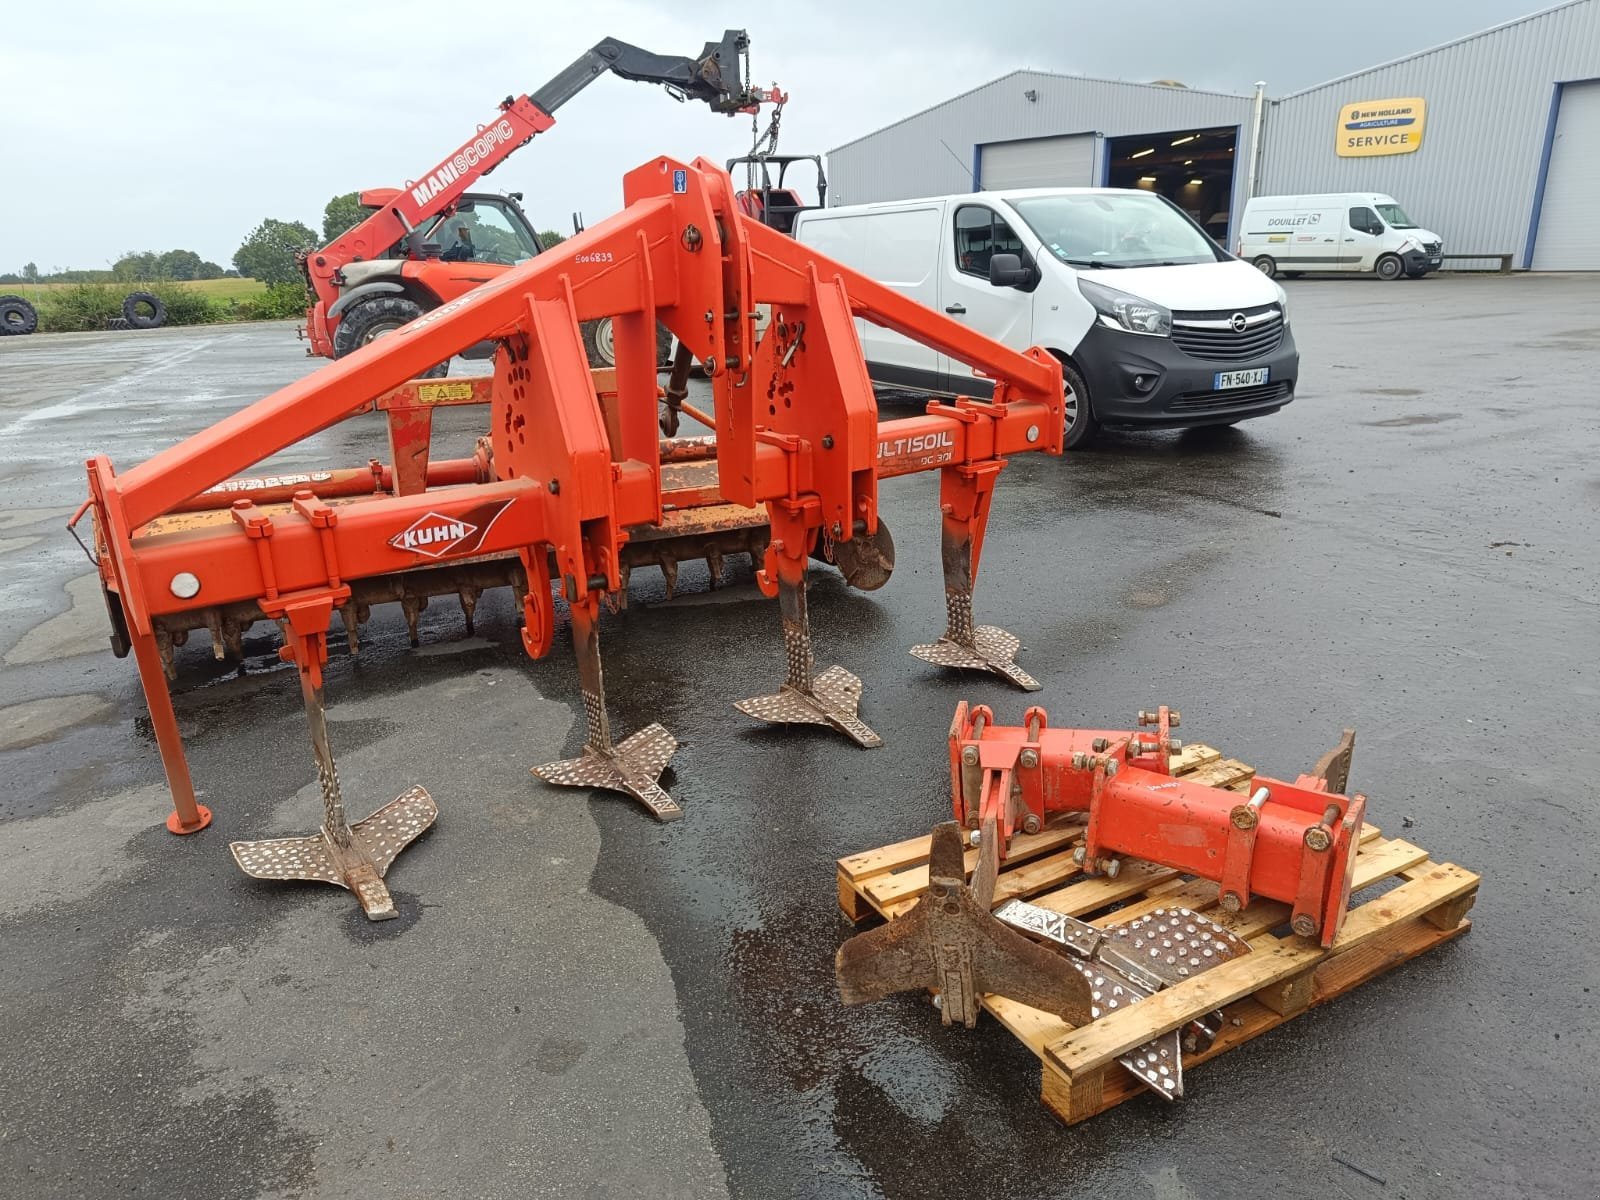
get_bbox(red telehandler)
[299,30,782,374]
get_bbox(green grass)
[5,278,268,302]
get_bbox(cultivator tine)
[836,822,1095,1028]
[1312,728,1357,795]
[996,898,1253,1100]
[734,561,882,748]
[229,654,436,921]
[532,599,682,821]
[910,472,1040,692]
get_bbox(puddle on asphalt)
[1364,413,1462,428]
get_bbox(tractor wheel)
[333,295,449,377]
[123,291,167,329]
[0,295,38,336]
[1060,359,1099,450]
[581,317,676,369]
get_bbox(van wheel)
[1251,255,1277,278]
[1060,361,1098,450]
[1376,254,1405,281]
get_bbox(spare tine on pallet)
[1312,727,1357,795]
[229,596,437,920]
[910,462,1040,691]
[836,819,1094,1027]
[532,594,682,819]
[735,508,881,748]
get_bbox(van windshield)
[1375,203,1417,229]
[1010,192,1222,269]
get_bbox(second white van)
[793,188,1297,448]
[1238,193,1443,281]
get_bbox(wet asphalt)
[1,275,1597,1199]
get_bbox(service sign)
[1336,97,1426,157]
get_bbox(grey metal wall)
[1260,0,1600,266]
[828,71,1254,213]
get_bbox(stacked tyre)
[0,295,38,336]
[122,291,166,329]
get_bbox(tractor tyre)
[581,317,676,369]
[333,295,449,378]
[0,295,38,336]
[123,291,167,329]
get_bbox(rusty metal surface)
[814,520,895,592]
[1312,728,1357,795]
[990,898,1253,1102]
[229,666,436,921]
[530,601,682,820]
[735,571,882,747]
[835,822,1096,1028]
[910,524,1039,690]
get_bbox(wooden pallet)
[836,743,1479,1126]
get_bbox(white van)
[792,188,1296,448]
[1239,194,1443,281]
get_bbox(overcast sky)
[3,0,1548,271]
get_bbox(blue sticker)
[672,169,687,194]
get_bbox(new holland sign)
[1337,98,1426,157]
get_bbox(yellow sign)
[416,381,477,404]
[1336,97,1426,157]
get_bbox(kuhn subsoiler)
[77,155,1063,918]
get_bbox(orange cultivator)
[75,155,1063,917]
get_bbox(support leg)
[228,612,436,920]
[531,594,682,820]
[734,516,881,748]
[910,463,1040,691]
[131,630,212,834]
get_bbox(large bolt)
[1304,825,1333,852]
[1138,710,1158,726]
[1168,738,1183,754]
[1091,737,1110,753]
[1220,891,1243,913]
[1291,913,1319,939]
[1022,813,1042,835]
[1072,846,1087,865]
[1169,711,1181,728]
[1230,805,1259,831]
[1071,752,1089,770]
[961,746,979,766]
[969,829,981,847]
[1105,760,1119,778]
[1019,748,1040,769]
[1102,857,1122,879]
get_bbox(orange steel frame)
[947,703,1365,946]
[83,155,1063,840]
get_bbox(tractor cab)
[356,189,545,264]
[728,154,827,235]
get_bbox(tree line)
[4,193,568,288]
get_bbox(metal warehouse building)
[827,0,1600,269]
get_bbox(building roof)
[1280,0,1591,99]
[828,69,1251,155]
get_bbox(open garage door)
[1532,79,1600,271]
[978,134,1095,190]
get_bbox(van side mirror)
[989,253,1030,287]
